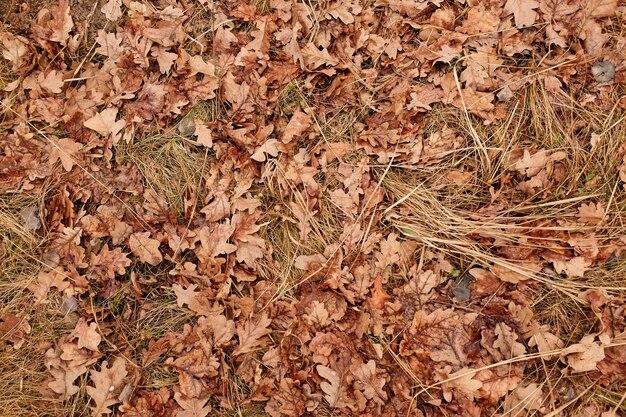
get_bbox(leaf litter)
[1,0,626,415]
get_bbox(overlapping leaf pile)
[1,0,626,415]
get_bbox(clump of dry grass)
[0,192,84,417]
[380,80,626,415]
[115,129,208,220]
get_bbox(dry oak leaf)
[101,0,123,21]
[129,232,163,266]
[39,70,64,94]
[317,364,346,408]
[371,273,391,310]
[233,313,272,356]
[562,333,608,373]
[282,110,312,144]
[87,357,128,416]
[71,319,102,352]
[504,0,539,27]
[251,138,280,162]
[440,367,483,402]
[578,202,607,225]
[28,269,70,304]
[553,256,589,278]
[1,35,30,67]
[303,300,331,327]
[48,137,83,172]
[193,119,213,148]
[352,360,388,406]
[174,392,212,417]
[84,107,126,142]
[32,0,73,45]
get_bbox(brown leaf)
[562,334,607,373]
[504,0,539,27]
[173,392,212,417]
[317,364,346,408]
[578,202,607,225]
[84,107,126,142]
[48,137,83,172]
[251,138,280,162]
[87,357,128,416]
[370,273,391,309]
[129,232,163,266]
[72,319,102,352]
[281,110,312,144]
[101,0,122,21]
[233,313,272,356]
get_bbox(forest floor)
[1,0,626,416]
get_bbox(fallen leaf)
[48,137,83,172]
[233,313,272,356]
[129,232,163,266]
[87,357,128,416]
[317,364,346,407]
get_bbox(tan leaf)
[87,357,128,416]
[504,0,539,27]
[39,70,64,94]
[375,232,401,269]
[28,269,70,304]
[95,30,123,60]
[493,323,526,359]
[281,110,312,144]
[33,0,73,45]
[442,367,483,402]
[303,300,331,327]
[578,202,607,225]
[72,319,102,352]
[352,360,387,405]
[553,256,588,278]
[129,232,163,266]
[251,139,280,162]
[233,313,272,356]
[562,334,607,373]
[174,392,212,417]
[317,364,346,407]
[1,35,29,66]
[84,107,126,140]
[48,137,83,172]
[370,273,391,309]
[101,0,123,21]
[193,120,213,148]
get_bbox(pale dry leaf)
[442,367,483,402]
[282,110,312,144]
[233,313,272,356]
[303,300,331,327]
[562,334,606,373]
[84,107,126,139]
[39,70,64,94]
[101,0,123,21]
[193,119,213,148]
[87,357,128,416]
[578,202,607,225]
[353,360,387,405]
[553,256,588,278]
[48,137,83,172]
[174,392,212,417]
[72,319,102,352]
[129,232,163,266]
[504,0,539,27]
[251,138,280,162]
[317,364,346,407]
